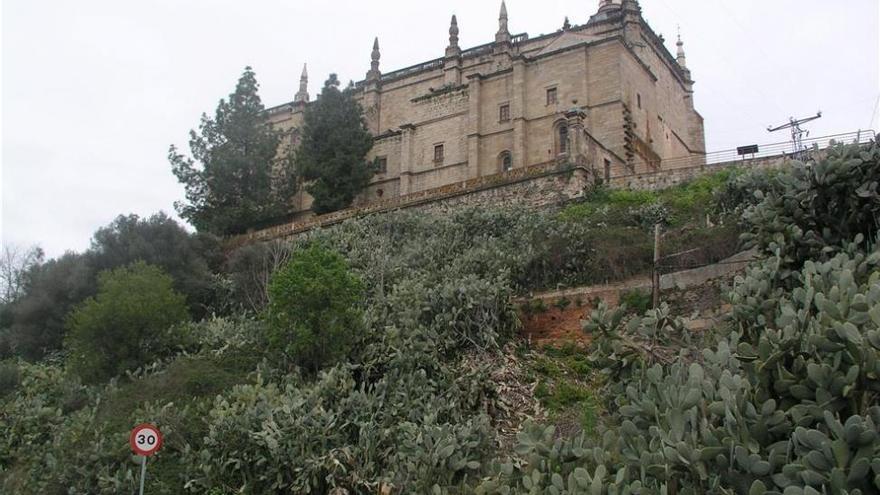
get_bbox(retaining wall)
[233,154,791,245]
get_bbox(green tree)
[297,74,374,214]
[4,252,94,360]
[0,244,44,305]
[1,212,221,360]
[89,212,221,317]
[266,244,364,373]
[170,66,296,235]
[65,262,189,382]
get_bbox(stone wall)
[610,154,790,191]
[232,160,592,245]
[231,153,794,246]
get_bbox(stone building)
[266,0,705,219]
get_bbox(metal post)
[652,224,661,309]
[138,455,147,495]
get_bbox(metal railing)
[657,130,876,171]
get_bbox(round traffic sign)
[129,423,163,457]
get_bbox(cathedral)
[265,0,706,219]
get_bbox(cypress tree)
[170,67,296,235]
[297,74,374,214]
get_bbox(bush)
[0,361,20,397]
[65,262,189,383]
[224,240,291,313]
[742,141,880,276]
[713,166,784,218]
[619,288,651,314]
[5,252,95,360]
[266,245,365,373]
[606,188,658,207]
[479,140,880,494]
[2,212,219,360]
[89,213,222,318]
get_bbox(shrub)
[659,169,731,212]
[607,189,658,207]
[478,140,880,495]
[3,213,219,360]
[742,141,880,275]
[0,361,20,397]
[65,262,189,383]
[713,166,784,218]
[224,240,291,313]
[5,252,95,360]
[619,288,651,314]
[266,244,365,373]
[88,212,222,318]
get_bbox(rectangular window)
[604,159,611,182]
[499,103,510,122]
[433,144,445,163]
[637,93,642,109]
[375,156,387,174]
[546,87,558,106]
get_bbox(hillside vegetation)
[2,140,879,494]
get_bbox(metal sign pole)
[138,455,147,495]
[130,423,162,495]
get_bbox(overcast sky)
[2,0,879,258]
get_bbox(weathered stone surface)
[233,153,792,246]
[262,0,705,219]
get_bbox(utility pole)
[767,112,822,158]
[652,224,661,309]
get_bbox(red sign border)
[129,423,163,457]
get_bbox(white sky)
[2,0,879,257]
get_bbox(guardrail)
[658,130,875,170]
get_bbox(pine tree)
[297,75,374,214]
[170,67,296,235]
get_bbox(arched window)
[499,151,513,172]
[554,121,570,156]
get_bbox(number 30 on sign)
[129,423,163,457]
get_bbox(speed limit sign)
[129,423,163,457]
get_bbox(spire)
[367,37,381,81]
[449,15,459,47]
[371,37,380,68]
[495,0,511,46]
[675,27,692,83]
[676,28,687,68]
[446,14,462,58]
[294,63,309,103]
[562,16,571,31]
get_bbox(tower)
[366,37,381,82]
[494,1,511,54]
[294,63,309,105]
[444,15,463,86]
[676,31,692,81]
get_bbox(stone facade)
[265,0,705,220]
